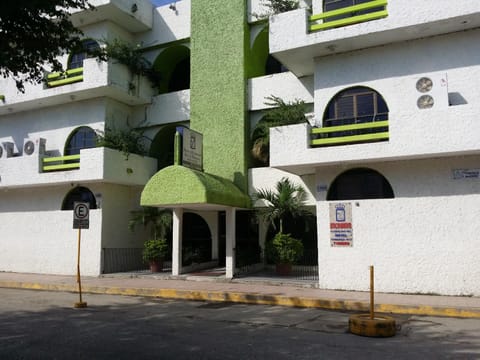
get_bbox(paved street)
[0,288,479,359]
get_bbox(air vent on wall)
[23,138,46,156]
[0,142,14,159]
[415,73,448,110]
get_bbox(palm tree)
[128,206,172,240]
[252,177,308,234]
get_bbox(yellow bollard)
[349,265,396,337]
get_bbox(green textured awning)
[141,165,251,209]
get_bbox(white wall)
[0,98,107,155]
[314,29,480,120]
[99,183,146,248]
[317,196,480,296]
[315,155,480,296]
[0,210,102,276]
[248,72,313,111]
[137,0,191,48]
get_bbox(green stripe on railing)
[309,0,387,32]
[309,0,387,21]
[42,154,80,172]
[47,75,84,87]
[310,10,388,32]
[66,67,83,76]
[43,154,80,163]
[311,132,389,146]
[46,67,84,87]
[47,71,63,80]
[312,120,389,134]
[43,163,81,171]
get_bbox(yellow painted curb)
[1,281,479,319]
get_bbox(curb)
[1,281,480,319]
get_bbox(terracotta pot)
[275,263,292,276]
[149,260,163,273]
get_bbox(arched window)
[327,168,394,200]
[324,0,384,21]
[62,186,97,210]
[322,86,388,141]
[324,86,388,127]
[68,39,100,70]
[65,126,97,156]
[153,45,190,94]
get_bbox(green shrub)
[266,232,303,265]
[142,239,168,263]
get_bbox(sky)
[151,0,180,6]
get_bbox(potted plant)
[142,238,168,272]
[266,232,303,275]
[253,177,309,275]
[129,206,172,272]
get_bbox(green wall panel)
[190,0,248,192]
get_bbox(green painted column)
[190,0,248,192]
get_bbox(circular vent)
[417,95,434,109]
[416,77,433,93]
[24,140,35,155]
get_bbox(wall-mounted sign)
[329,202,352,247]
[181,127,203,171]
[452,169,480,180]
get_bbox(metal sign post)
[73,202,89,308]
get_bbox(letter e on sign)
[73,202,90,229]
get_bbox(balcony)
[269,0,480,76]
[0,58,154,115]
[311,120,389,147]
[0,147,157,189]
[269,104,480,175]
[69,0,153,33]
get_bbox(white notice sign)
[182,128,203,171]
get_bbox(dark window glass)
[62,186,97,210]
[265,55,288,75]
[327,168,394,200]
[69,39,99,69]
[168,57,190,92]
[324,86,388,126]
[321,86,388,139]
[323,0,383,22]
[65,127,96,156]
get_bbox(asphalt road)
[0,288,479,359]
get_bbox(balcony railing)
[46,67,84,88]
[309,0,388,32]
[42,154,80,172]
[311,120,389,147]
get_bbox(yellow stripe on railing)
[311,120,389,146]
[309,0,387,32]
[42,154,80,172]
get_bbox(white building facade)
[1,0,479,296]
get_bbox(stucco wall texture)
[190,0,248,192]
[315,156,480,296]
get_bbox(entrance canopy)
[141,165,251,209]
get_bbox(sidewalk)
[0,271,479,318]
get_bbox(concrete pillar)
[210,213,219,260]
[172,208,183,276]
[225,208,236,279]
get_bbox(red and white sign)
[329,202,352,247]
